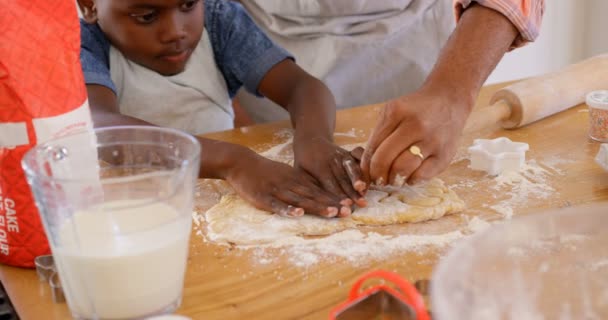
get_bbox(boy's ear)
[77,0,98,24]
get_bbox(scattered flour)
[489,202,514,219]
[475,158,562,219]
[467,216,492,233]
[192,211,203,227]
[559,234,590,244]
[259,138,293,160]
[194,212,493,268]
[248,229,466,268]
[450,152,469,164]
[194,138,570,270]
[542,156,574,174]
[451,178,478,189]
[590,259,608,271]
[507,247,527,257]
[492,160,557,205]
[333,128,358,138]
[259,129,364,162]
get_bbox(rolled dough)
[204,178,465,245]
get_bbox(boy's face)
[84,0,204,76]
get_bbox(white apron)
[237,0,455,122]
[110,30,233,135]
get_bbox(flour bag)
[0,1,92,267]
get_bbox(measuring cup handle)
[348,270,430,320]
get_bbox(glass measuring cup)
[22,126,201,320]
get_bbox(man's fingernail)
[375,177,385,186]
[326,207,338,218]
[392,174,406,187]
[340,198,353,206]
[339,206,351,217]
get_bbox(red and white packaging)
[0,1,92,267]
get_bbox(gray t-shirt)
[238,0,455,122]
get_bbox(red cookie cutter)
[329,270,430,320]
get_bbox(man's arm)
[361,3,525,186]
[422,3,519,112]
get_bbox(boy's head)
[78,0,204,76]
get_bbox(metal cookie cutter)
[329,270,430,320]
[468,137,529,176]
[34,255,65,303]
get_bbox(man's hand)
[225,148,349,218]
[361,88,471,186]
[293,137,368,215]
[361,4,519,185]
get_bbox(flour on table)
[466,216,491,233]
[485,160,558,217]
[245,215,491,268]
[489,202,514,219]
[258,229,466,268]
[590,259,608,271]
[333,128,358,138]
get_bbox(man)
[236,0,544,187]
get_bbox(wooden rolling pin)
[464,54,608,133]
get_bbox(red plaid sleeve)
[454,0,545,48]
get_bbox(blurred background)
[75,1,608,84]
[487,0,608,83]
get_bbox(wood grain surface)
[1,82,607,320]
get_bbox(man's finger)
[361,103,400,181]
[369,127,417,186]
[386,140,430,186]
[408,155,448,185]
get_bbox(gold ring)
[409,145,424,159]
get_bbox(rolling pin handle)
[463,99,512,134]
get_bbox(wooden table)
[1,82,607,319]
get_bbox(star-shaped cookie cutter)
[468,137,529,176]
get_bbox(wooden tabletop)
[1,82,607,320]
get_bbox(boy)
[77,0,367,218]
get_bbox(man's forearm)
[421,4,519,107]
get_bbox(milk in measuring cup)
[53,200,191,319]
